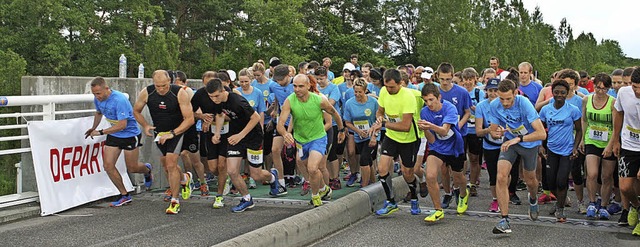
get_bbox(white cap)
[227,70,237,81]
[499,71,510,80]
[421,67,434,79]
[343,63,356,71]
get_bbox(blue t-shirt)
[367,83,382,97]
[577,87,590,96]
[467,88,486,135]
[488,95,542,148]
[440,84,472,136]
[328,71,335,82]
[344,96,378,143]
[240,87,267,115]
[475,99,502,150]
[319,83,341,126]
[549,94,582,113]
[519,81,543,106]
[269,81,294,126]
[607,88,617,98]
[418,82,440,91]
[94,90,140,138]
[539,103,581,156]
[407,84,419,90]
[337,82,351,107]
[251,79,276,124]
[420,100,464,156]
[344,88,356,107]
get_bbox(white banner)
[28,116,134,216]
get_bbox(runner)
[419,84,468,222]
[317,67,344,190]
[489,79,546,234]
[277,74,345,207]
[461,67,485,196]
[85,77,153,207]
[133,70,195,214]
[269,64,295,196]
[475,78,503,212]
[238,68,267,189]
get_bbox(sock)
[124,193,130,197]
[502,215,509,219]
[444,192,452,196]
[312,193,319,197]
[270,174,276,183]
[492,198,497,201]
[529,196,537,205]
[320,185,327,192]
[420,175,426,183]
[300,177,306,183]
[171,197,179,203]
[379,173,394,203]
[243,194,251,201]
[279,178,285,186]
[544,190,550,196]
[407,178,418,200]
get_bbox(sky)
[521,0,640,58]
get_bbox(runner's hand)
[578,141,585,154]
[201,113,214,123]
[144,125,156,137]
[501,138,519,152]
[337,131,346,144]
[228,133,244,146]
[159,132,173,145]
[283,133,295,146]
[84,128,95,139]
[603,144,614,158]
[613,141,621,157]
[212,133,221,144]
[368,138,377,148]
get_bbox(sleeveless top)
[146,84,183,132]
[584,94,614,148]
[288,93,326,144]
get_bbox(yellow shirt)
[378,87,418,143]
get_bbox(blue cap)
[486,78,500,89]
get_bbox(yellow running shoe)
[165,200,180,214]
[633,222,640,236]
[457,188,470,214]
[312,195,322,207]
[424,209,444,222]
[213,196,224,209]
[181,172,193,200]
[629,207,638,227]
[318,185,333,200]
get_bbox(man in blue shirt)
[489,79,547,234]
[85,77,152,207]
[268,64,295,196]
[517,62,543,106]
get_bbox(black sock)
[407,178,418,200]
[379,173,394,203]
[124,193,130,197]
[502,215,509,219]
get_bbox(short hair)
[551,79,570,91]
[153,70,171,81]
[314,66,328,76]
[490,56,500,63]
[593,73,612,88]
[217,71,230,82]
[350,69,363,78]
[498,79,517,92]
[175,71,187,83]
[482,68,497,77]
[623,67,635,77]
[350,54,358,59]
[238,68,252,80]
[252,62,266,73]
[632,68,640,83]
[272,64,290,81]
[399,70,409,85]
[353,77,368,91]
[453,71,462,80]
[421,83,440,98]
[518,62,533,72]
[383,69,402,84]
[205,78,224,93]
[363,62,373,70]
[579,71,589,79]
[557,69,579,83]
[370,68,383,81]
[461,67,479,80]
[436,62,454,75]
[298,62,308,71]
[611,69,624,77]
[91,77,107,87]
[322,57,332,63]
[308,61,320,70]
[202,71,217,81]
[166,70,176,84]
[505,67,519,82]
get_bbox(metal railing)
[0,93,126,208]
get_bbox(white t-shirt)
[614,86,640,152]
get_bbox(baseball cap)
[269,57,281,67]
[343,63,356,72]
[226,70,236,82]
[272,64,290,81]
[421,66,434,79]
[486,78,500,89]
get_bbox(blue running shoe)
[586,203,597,219]
[607,202,622,215]
[110,194,132,207]
[393,162,400,174]
[375,200,399,216]
[143,163,153,188]
[193,180,201,191]
[442,194,453,209]
[598,208,611,220]
[231,198,255,213]
[410,199,421,215]
[346,172,359,187]
[528,193,539,221]
[269,168,281,197]
[492,218,512,234]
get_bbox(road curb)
[214,176,408,247]
[0,206,40,224]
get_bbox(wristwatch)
[98,129,104,135]
[338,127,346,133]
[518,135,524,142]
[170,129,176,137]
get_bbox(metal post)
[15,162,22,194]
[42,102,55,120]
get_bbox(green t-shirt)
[378,87,418,143]
[410,88,425,138]
[584,94,614,148]
[288,93,327,144]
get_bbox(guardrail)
[0,93,127,208]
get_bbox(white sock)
[243,194,251,201]
[279,178,285,186]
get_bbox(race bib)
[387,117,401,123]
[588,125,609,142]
[436,129,455,140]
[354,120,370,131]
[467,115,476,128]
[219,121,229,135]
[627,125,640,142]
[487,134,504,144]
[247,148,263,164]
[154,131,170,143]
[295,143,303,158]
[508,125,528,136]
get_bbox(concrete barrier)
[214,175,409,247]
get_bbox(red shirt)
[585,80,594,93]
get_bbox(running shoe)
[628,207,638,227]
[223,176,231,196]
[165,200,180,214]
[200,183,210,196]
[633,223,640,236]
[181,172,194,200]
[410,199,421,215]
[489,200,500,213]
[607,202,622,215]
[598,208,611,220]
[568,179,575,191]
[193,180,201,191]
[619,209,629,226]
[578,201,587,214]
[442,194,453,209]
[469,184,478,197]
[516,180,527,191]
[300,181,311,196]
[231,198,254,212]
[143,163,153,189]
[393,162,400,174]
[319,185,332,200]
[375,200,398,216]
[565,196,572,207]
[269,168,281,196]
[311,195,322,207]
[343,173,352,181]
[346,172,359,187]
[528,193,539,221]
[163,189,172,202]
[555,207,567,223]
[492,218,511,234]
[424,209,444,222]
[538,194,552,205]
[419,182,428,198]
[586,203,597,219]
[457,188,470,214]
[248,178,257,189]
[110,194,132,207]
[509,193,521,205]
[481,161,487,170]
[213,196,224,209]
[330,178,342,190]
[453,188,460,206]
[402,191,412,203]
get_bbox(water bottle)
[138,63,144,78]
[118,54,127,78]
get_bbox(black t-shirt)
[147,84,183,132]
[191,87,218,115]
[214,91,263,139]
